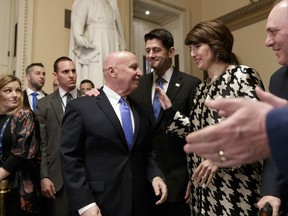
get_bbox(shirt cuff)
[78,203,96,215]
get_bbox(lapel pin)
[175,83,180,87]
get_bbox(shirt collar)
[153,66,173,83]
[26,87,45,97]
[58,87,78,99]
[103,85,123,106]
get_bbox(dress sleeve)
[165,107,191,139]
[236,66,265,99]
[10,107,41,160]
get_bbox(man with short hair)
[131,29,200,216]
[36,56,82,216]
[23,63,46,111]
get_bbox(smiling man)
[131,29,200,216]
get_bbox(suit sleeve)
[60,101,95,211]
[267,106,288,180]
[261,158,288,197]
[35,99,49,179]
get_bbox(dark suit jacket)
[60,90,164,216]
[35,89,80,191]
[263,65,288,215]
[130,69,201,202]
[23,89,47,109]
[267,107,288,179]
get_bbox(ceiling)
[133,0,179,25]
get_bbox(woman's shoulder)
[12,106,34,121]
[230,64,260,76]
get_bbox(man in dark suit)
[23,63,47,110]
[131,29,201,216]
[36,56,81,216]
[257,65,288,216]
[60,51,167,216]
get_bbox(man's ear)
[169,47,175,58]
[26,73,31,81]
[109,66,117,78]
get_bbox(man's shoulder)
[271,65,288,79]
[174,70,201,85]
[38,91,58,103]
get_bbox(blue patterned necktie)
[31,92,38,111]
[152,77,163,122]
[119,97,133,150]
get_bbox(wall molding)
[216,0,274,31]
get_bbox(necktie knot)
[31,92,38,97]
[65,92,73,104]
[119,97,127,107]
[156,77,164,89]
[31,92,38,111]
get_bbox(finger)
[192,166,201,181]
[153,184,160,196]
[205,98,247,118]
[205,174,213,187]
[52,184,56,194]
[256,86,287,107]
[155,190,166,205]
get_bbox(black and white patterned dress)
[166,65,264,215]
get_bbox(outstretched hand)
[184,92,274,167]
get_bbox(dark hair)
[26,63,44,74]
[144,28,174,50]
[80,79,95,88]
[53,56,73,73]
[184,20,234,63]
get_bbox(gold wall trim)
[217,0,275,31]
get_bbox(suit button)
[127,175,132,181]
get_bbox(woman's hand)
[192,159,218,188]
[156,87,172,110]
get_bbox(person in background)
[80,79,95,93]
[60,51,167,216]
[0,74,41,216]
[157,20,264,215]
[53,79,59,92]
[23,63,46,111]
[35,56,82,216]
[131,28,200,216]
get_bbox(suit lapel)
[128,97,139,150]
[166,70,183,101]
[97,91,128,149]
[158,70,183,122]
[50,91,64,126]
[23,90,30,108]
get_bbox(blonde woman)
[0,75,41,215]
